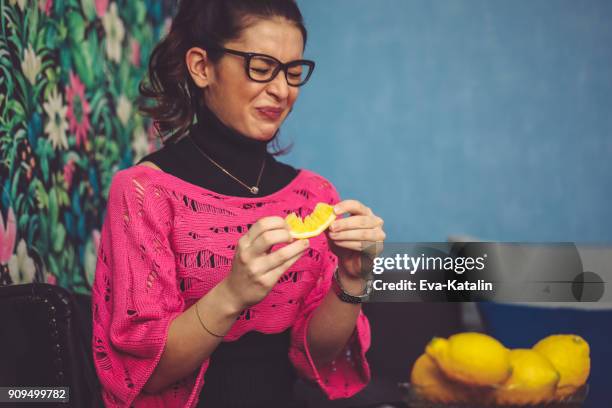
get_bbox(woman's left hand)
[326,199,386,280]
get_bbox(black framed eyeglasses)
[210,46,315,87]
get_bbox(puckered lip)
[255,106,284,112]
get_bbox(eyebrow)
[254,52,305,62]
[229,44,303,61]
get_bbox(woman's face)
[190,18,305,141]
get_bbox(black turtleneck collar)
[137,102,299,197]
[189,102,269,173]
[193,102,269,154]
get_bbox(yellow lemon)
[426,332,512,387]
[533,334,590,399]
[411,354,477,403]
[285,202,336,239]
[494,349,560,405]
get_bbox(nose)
[265,69,291,101]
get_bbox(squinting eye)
[250,68,271,74]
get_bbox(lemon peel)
[533,334,590,399]
[494,348,560,405]
[425,332,512,387]
[411,353,479,403]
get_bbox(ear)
[185,47,213,88]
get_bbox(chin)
[257,131,277,142]
[251,125,280,141]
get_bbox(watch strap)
[331,267,372,304]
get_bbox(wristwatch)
[331,267,373,304]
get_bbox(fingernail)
[303,239,310,247]
[334,205,341,214]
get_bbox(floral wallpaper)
[0,0,175,293]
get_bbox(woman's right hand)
[222,216,310,311]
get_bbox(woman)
[91,0,386,407]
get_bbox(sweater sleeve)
[288,179,371,400]
[91,170,207,408]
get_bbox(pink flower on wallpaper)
[65,72,91,148]
[46,272,57,285]
[0,207,17,264]
[130,38,141,67]
[63,159,75,189]
[39,0,53,16]
[95,0,108,18]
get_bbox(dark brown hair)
[138,0,308,154]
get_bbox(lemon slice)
[285,202,336,239]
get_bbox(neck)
[189,103,270,180]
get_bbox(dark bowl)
[398,382,589,408]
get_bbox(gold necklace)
[188,135,266,195]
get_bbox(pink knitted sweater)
[91,165,371,408]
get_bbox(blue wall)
[283,0,612,242]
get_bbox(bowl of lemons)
[400,332,590,407]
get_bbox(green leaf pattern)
[0,0,175,291]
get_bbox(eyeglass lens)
[248,55,311,86]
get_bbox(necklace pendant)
[250,186,259,195]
